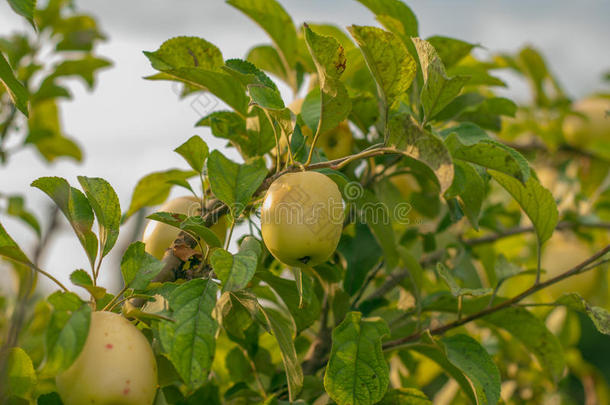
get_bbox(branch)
[464,221,610,246]
[382,244,610,350]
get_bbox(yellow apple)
[562,97,610,148]
[261,171,344,267]
[56,311,157,405]
[142,196,227,259]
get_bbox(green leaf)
[6,195,41,237]
[69,269,106,299]
[44,297,91,375]
[248,83,285,110]
[386,113,454,193]
[489,170,558,244]
[436,263,492,297]
[0,52,28,116]
[440,334,501,405]
[158,279,218,391]
[246,45,289,86]
[211,247,259,292]
[444,160,485,229]
[412,38,469,121]
[144,36,223,71]
[355,0,418,42]
[379,388,431,404]
[348,25,416,110]
[256,271,321,333]
[121,242,164,290]
[426,36,476,69]
[256,305,303,401]
[145,212,223,249]
[484,306,565,381]
[324,312,390,405]
[125,169,197,218]
[227,0,298,74]
[218,290,258,341]
[303,25,352,139]
[223,58,278,91]
[51,56,112,89]
[557,293,610,336]
[207,151,267,217]
[338,222,381,295]
[174,135,209,173]
[31,177,98,268]
[77,176,121,257]
[442,122,530,183]
[6,347,36,398]
[7,0,36,29]
[53,15,105,52]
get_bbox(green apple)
[563,97,610,148]
[142,196,227,259]
[261,171,344,267]
[56,311,157,405]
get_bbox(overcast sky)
[1,0,609,294]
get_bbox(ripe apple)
[142,196,227,259]
[56,311,157,405]
[261,171,344,267]
[562,97,610,149]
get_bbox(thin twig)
[382,244,610,350]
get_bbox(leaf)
[256,271,321,333]
[489,170,558,244]
[257,305,303,401]
[379,388,431,404]
[174,135,209,173]
[436,263,492,297]
[77,176,121,257]
[0,222,32,265]
[0,52,28,116]
[355,0,418,42]
[31,177,98,268]
[412,38,469,121]
[6,195,40,237]
[444,160,485,229]
[484,306,565,381]
[557,293,610,336]
[158,279,218,391]
[7,0,36,29]
[146,212,223,249]
[386,113,454,193]
[207,150,267,217]
[348,25,416,110]
[426,36,476,69]
[211,248,258,292]
[44,297,91,375]
[51,56,112,89]
[223,58,278,91]
[246,45,289,86]
[248,83,285,110]
[218,290,258,341]
[338,222,382,295]
[227,0,298,73]
[144,36,223,71]
[443,123,530,183]
[121,242,164,291]
[324,312,390,405]
[69,269,106,299]
[303,25,352,139]
[6,347,36,398]
[125,169,197,218]
[440,334,501,405]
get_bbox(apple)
[56,311,157,405]
[261,171,344,267]
[142,196,227,259]
[562,97,610,149]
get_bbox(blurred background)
[1,0,609,293]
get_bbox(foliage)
[1,0,610,404]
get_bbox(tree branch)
[382,244,610,350]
